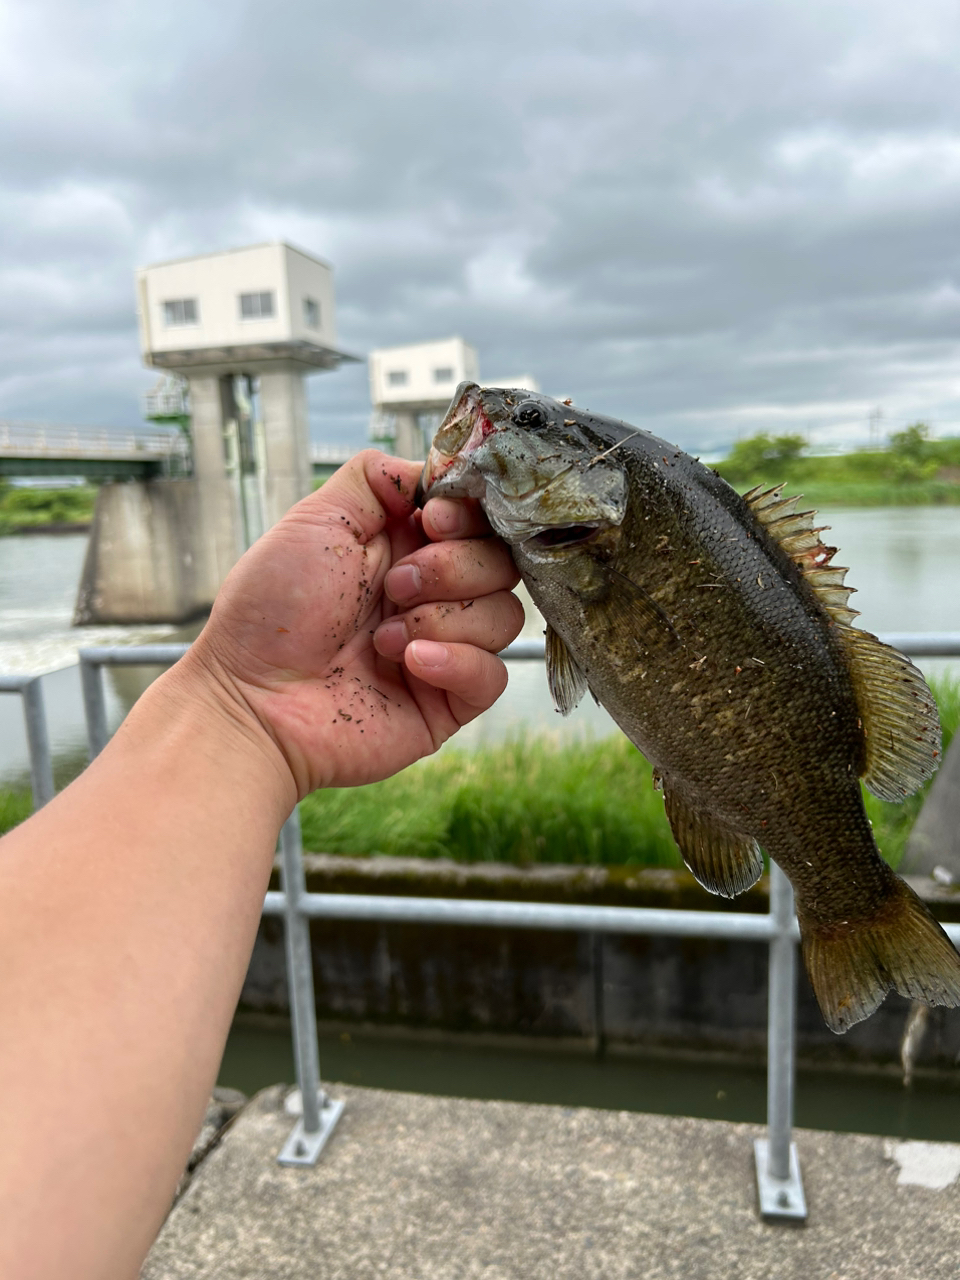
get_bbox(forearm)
[0,653,295,1280]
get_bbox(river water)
[1,506,959,785]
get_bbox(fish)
[417,380,960,1034]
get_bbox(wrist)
[139,644,301,823]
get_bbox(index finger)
[421,497,493,542]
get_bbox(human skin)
[0,452,523,1280]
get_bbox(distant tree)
[888,423,938,483]
[721,432,807,481]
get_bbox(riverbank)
[0,485,96,534]
[714,432,960,507]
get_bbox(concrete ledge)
[143,1083,960,1279]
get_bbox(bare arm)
[0,452,522,1280]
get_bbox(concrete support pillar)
[393,411,424,461]
[259,369,312,526]
[74,480,211,624]
[186,373,245,595]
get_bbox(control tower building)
[76,242,357,624]
[369,337,537,459]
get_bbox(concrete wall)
[240,855,960,1073]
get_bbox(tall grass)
[298,734,682,867]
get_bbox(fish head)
[417,382,629,561]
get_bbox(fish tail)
[800,875,960,1035]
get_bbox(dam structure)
[76,242,357,624]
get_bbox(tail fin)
[801,877,960,1034]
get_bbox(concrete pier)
[143,1083,960,1278]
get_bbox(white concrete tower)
[137,241,357,578]
[76,243,357,626]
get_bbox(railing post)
[20,677,54,809]
[79,655,110,759]
[276,807,343,1166]
[754,863,807,1221]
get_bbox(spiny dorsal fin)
[545,624,588,716]
[742,483,941,800]
[743,483,859,625]
[661,784,763,898]
[836,627,941,801]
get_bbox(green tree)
[888,423,938,483]
[721,432,807,482]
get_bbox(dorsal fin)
[743,483,859,624]
[836,628,941,801]
[743,483,941,800]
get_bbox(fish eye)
[513,403,546,428]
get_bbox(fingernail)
[386,563,421,604]
[428,500,466,536]
[373,617,407,659]
[409,640,449,669]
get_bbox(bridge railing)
[0,420,189,462]
[6,634,960,1219]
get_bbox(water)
[0,508,958,781]
[219,1021,960,1142]
[0,534,199,785]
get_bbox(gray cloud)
[1,0,959,453]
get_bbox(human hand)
[181,450,523,798]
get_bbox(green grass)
[298,734,682,867]
[0,485,97,533]
[1,676,956,869]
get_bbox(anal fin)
[662,785,763,898]
[800,874,960,1034]
[545,624,588,715]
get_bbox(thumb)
[291,451,423,544]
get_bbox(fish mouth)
[415,382,492,507]
[525,523,604,550]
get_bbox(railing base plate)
[277,1095,344,1167]
[754,1138,807,1222]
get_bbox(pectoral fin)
[545,624,588,715]
[662,785,763,898]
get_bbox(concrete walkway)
[143,1084,960,1279]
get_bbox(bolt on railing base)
[277,1092,345,1167]
[754,1138,807,1222]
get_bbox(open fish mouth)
[414,382,492,507]
[526,523,604,550]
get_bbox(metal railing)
[0,420,188,462]
[8,633,960,1218]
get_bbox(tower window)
[239,291,275,320]
[433,367,454,383]
[163,298,198,326]
[387,370,409,387]
[303,297,320,329]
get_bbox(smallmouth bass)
[418,382,960,1033]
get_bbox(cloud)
[1,0,959,453]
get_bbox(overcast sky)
[1,0,959,455]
